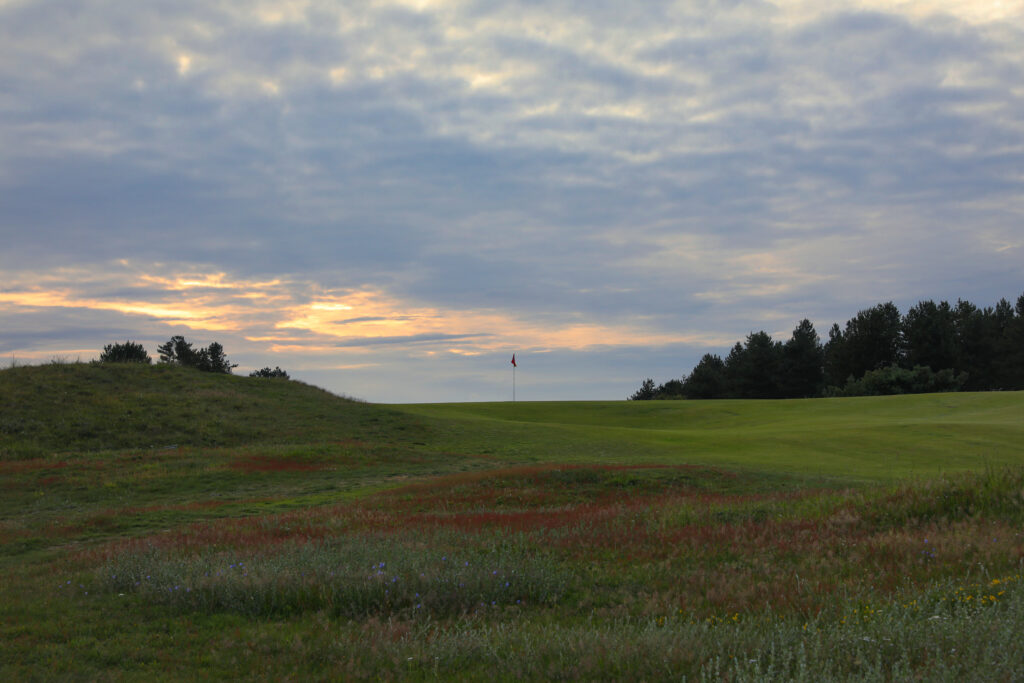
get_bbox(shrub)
[250,366,290,379]
[827,364,968,397]
[99,341,151,364]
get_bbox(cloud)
[1,0,1022,400]
[0,260,724,359]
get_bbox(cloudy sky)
[1,0,1022,402]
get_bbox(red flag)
[511,354,517,367]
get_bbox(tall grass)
[92,532,570,619]
[381,577,1024,682]
[19,478,1024,679]
[51,567,1024,680]
[72,467,1024,626]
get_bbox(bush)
[826,364,968,397]
[250,366,290,379]
[99,341,151,364]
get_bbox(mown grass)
[397,393,1024,480]
[2,363,1024,680]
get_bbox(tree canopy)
[98,337,291,379]
[153,336,237,373]
[630,292,1024,400]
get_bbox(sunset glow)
[2,0,1021,400]
[1,264,727,369]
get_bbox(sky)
[1,0,1022,403]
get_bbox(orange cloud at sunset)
[0,268,278,332]
[0,263,726,361]
[271,288,726,353]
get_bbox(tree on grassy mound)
[157,336,236,374]
[250,366,290,379]
[99,340,151,364]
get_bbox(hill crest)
[0,362,412,459]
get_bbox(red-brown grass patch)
[0,459,71,473]
[229,456,328,472]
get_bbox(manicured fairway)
[2,364,1023,680]
[396,392,1024,480]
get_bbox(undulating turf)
[0,361,422,459]
[396,392,1024,480]
[2,362,1023,680]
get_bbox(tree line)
[99,337,289,379]
[631,293,1024,400]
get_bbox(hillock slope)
[0,362,418,459]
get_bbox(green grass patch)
[0,362,423,459]
[2,364,1024,679]
[396,392,1024,480]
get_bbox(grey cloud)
[301,343,715,403]
[255,327,322,339]
[335,316,416,325]
[0,306,167,355]
[2,1,1023,399]
[332,333,492,348]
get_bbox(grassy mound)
[0,362,419,459]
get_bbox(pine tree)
[99,340,151,364]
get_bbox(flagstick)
[510,353,519,402]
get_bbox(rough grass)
[0,361,422,459]
[2,364,1024,680]
[17,466,1024,680]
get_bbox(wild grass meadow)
[2,363,1023,680]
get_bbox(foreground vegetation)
[2,363,1023,680]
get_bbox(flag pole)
[511,353,517,402]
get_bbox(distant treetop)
[250,366,290,379]
[631,292,1024,400]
